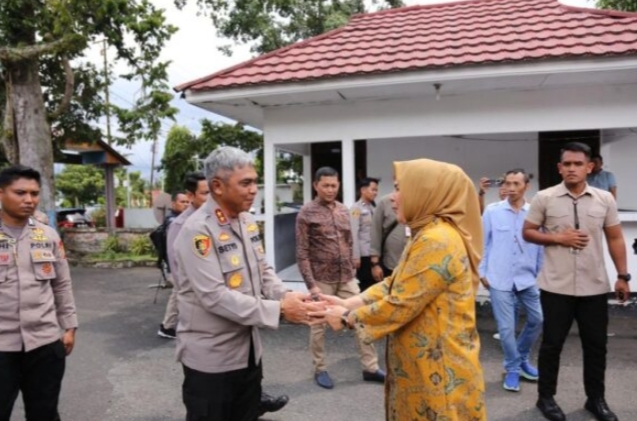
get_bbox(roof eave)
[184,55,637,105]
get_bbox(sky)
[95,0,595,178]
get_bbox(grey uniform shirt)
[174,197,288,373]
[166,205,195,290]
[0,218,78,352]
[370,194,408,270]
[350,200,374,260]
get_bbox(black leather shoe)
[362,369,386,383]
[258,392,289,416]
[536,396,566,421]
[314,370,334,389]
[585,397,618,421]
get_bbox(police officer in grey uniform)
[350,177,379,291]
[0,165,78,421]
[174,147,320,421]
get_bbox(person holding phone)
[523,142,629,421]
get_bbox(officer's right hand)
[480,278,490,290]
[371,265,384,283]
[558,228,590,249]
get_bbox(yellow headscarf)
[394,159,483,292]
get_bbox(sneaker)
[503,371,520,392]
[520,361,539,381]
[157,324,176,339]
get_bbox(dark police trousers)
[182,343,262,421]
[0,340,66,421]
[538,290,608,399]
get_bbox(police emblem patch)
[351,209,360,217]
[219,232,231,241]
[231,255,240,266]
[41,262,53,275]
[247,223,258,233]
[193,235,212,257]
[257,246,264,254]
[228,272,242,288]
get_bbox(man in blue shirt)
[587,154,617,199]
[479,169,544,392]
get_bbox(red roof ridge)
[349,0,637,22]
[559,3,637,19]
[174,24,352,93]
[349,0,529,21]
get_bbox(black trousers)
[0,340,66,421]
[182,345,262,421]
[357,256,375,292]
[538,290,608,399]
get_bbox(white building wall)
[366,136,540,205]
[603,130,637,211]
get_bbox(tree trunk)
[7,58,56,212]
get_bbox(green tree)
[161,125,198,195]
[114,168,148,207]
[56,164,105,206]
[161,121,263,192]
[597,0,637,11]
[0,0,178,214]
[186,0,404,55]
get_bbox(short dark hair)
[592,153,603,161]
[314,166,339,182]
[358,177,379,191]
[560,142,592,161]
[0,165,41,188]
[184,171,206,194]
[504,168,530,184]
[171,191,187,201]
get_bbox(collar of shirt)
[555,182,593,199]
[314,197,339,208]
[501,200,530,213]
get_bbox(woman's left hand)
[309,305,349,331]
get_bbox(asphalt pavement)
[9,267,637,421]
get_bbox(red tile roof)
[176,0,637,92]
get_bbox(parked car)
[56,208,95,229]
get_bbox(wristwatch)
[618,273,631,282]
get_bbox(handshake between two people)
[280,290,351,331]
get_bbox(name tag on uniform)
[32,250,56,261]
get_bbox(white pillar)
[341,138,356,207]
[303,153,312,203]
[263,139,277,268]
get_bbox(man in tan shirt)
[174,147,319,421]
[523,142,629,421]
[296,167,384,389]
[0,165,78,421]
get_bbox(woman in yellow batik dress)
[311,158,487,421]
